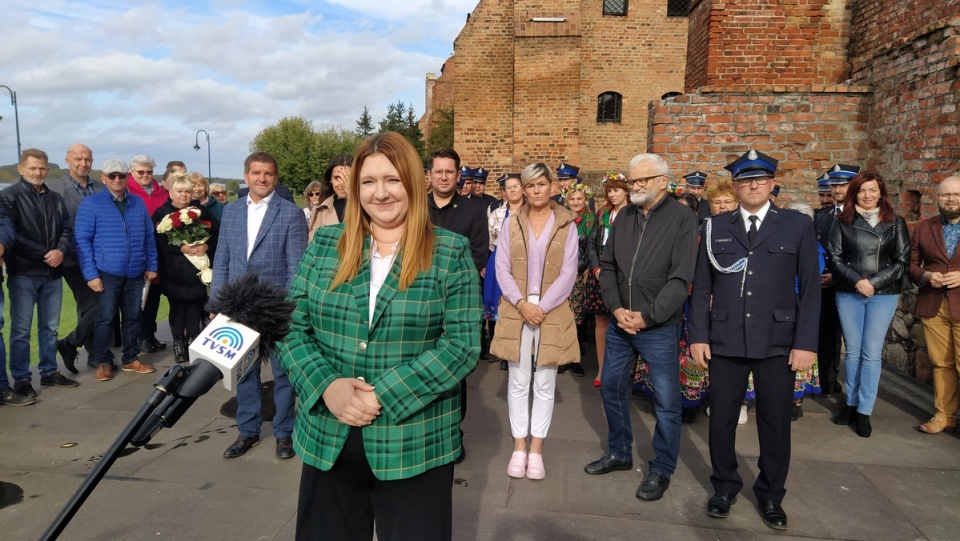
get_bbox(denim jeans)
[836,292,899,415]
[236,351,295,438]
[8,274,62,381]
[600,322,682,476]
[91,273,143,367]
[0,287,8,392]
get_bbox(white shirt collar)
[739,201,771,230]
[246,190,275,207]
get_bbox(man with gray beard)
[910,175,960,434]
[583,154,699,503]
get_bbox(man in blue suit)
[689,149,820,531]
[212,152,308,460]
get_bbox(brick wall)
[684,0,853,90]
[647,87,872,206]
[424,0,689,186]
[849,3,960,218]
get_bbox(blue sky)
[0,0,475,178]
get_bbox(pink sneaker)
[507,451,527,478]
[526,452,545,480]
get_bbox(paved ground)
[1,330,958,541]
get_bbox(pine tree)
[356,106,374,138]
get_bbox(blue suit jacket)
[211,193,307,298]
[689,205,821,359]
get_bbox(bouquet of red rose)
[156,207,213,285]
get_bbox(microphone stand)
[38,365,189,541]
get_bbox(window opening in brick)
[597,92,622,123]
[603,0,628,17]
[667,0,690,17]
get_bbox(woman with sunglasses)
[302,180,323,221]
[308,154,353,238]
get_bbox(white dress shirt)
[246,191,275,258]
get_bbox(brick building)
[421,0,691,187]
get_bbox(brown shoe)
[122,360,156,374]
[919,414,957,434]
[96,364,113,381]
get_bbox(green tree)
[426,107,454,155]
[250,117,362,195]
[377,101,425,157]
[356,105,374,138]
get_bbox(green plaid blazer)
[276,224,481,480]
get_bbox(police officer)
[471,167,499,207]
[683,170,711,224]
[689,148,820,531]
[459,165,475,197]
[813,164,860,394]
[816,172,834,209]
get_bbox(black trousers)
[296,427,453,541]
[817,288,842,388]
[167,298,205,338]
[62,265,98,352]
[708,354,794,503]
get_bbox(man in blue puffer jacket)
[74,158,159,382]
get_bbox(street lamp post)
[193,129,211,179]
[0,85,22,161]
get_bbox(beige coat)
[490,202,579,366]
[308,195,340,239]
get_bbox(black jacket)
[152,200,219,300]
[0,179,71,277]
[599,195,699,327]
[428,192,489,272]
[827,213,910,295]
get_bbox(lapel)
[931,218,950,261]
[251,196,281,256]
[370,253,402,331]
[752,205,780,248]
[350,236,404,330]
[237,196,250,260]
[728,210,750,250]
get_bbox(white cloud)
[0,0,473,177]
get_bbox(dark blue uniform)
[689,204,820,504]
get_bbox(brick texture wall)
[424,0,689,187]
[849,2,960,218]
[648,88,872,207]
[684,0,853,91]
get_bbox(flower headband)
[601,172,627,185]
[563,182,593,198]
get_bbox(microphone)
[130,273,295,446]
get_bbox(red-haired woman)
[827,172,909,438]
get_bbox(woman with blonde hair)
[190,171,223,223]
[491,162,579,480]
[276,132,479,541]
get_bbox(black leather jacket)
[0,179,71,277]
[827,213,909,295]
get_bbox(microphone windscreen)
[205,272,295,356]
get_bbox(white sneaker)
[738,405,748,425]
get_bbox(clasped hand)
[519,302,545,326]
[322,378,382,427]
[928,271,960,289]
[613,308,646,335]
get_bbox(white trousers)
[508,323,558,439]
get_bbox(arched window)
[597,92,622,123]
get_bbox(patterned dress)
[569,208,605,323]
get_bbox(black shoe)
[173,336,189,363]
[276,436,295,459]
[707,492,737,518]
[584,453,633,475]
[150,336,167,350]
[569,363,585,377]
[635,472,670,501]
[1,387,35,406]
[140,338,158,354]
[40,371,79,387]
[557,364,569,374]
[223,435,260,458]
[13,380,37,398]
[758,500,788,530]
[856,414,872,438]
[791,404,803,422]
[681,407,698,424]
[58,339,79,375]
[499,361,508,371]
[832,405,858,425]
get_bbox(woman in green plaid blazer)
[276,132,480,541]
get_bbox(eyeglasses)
[431,170,456,177]
[734,178,772,186]
[308,192,321,197]
[626,174,664,188]
[938,193,960,200]
[105,173,127,180]
[504,185,522,191]
[211,190,226,196]
[133,170,153,176]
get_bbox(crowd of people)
[1,136,958,541]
